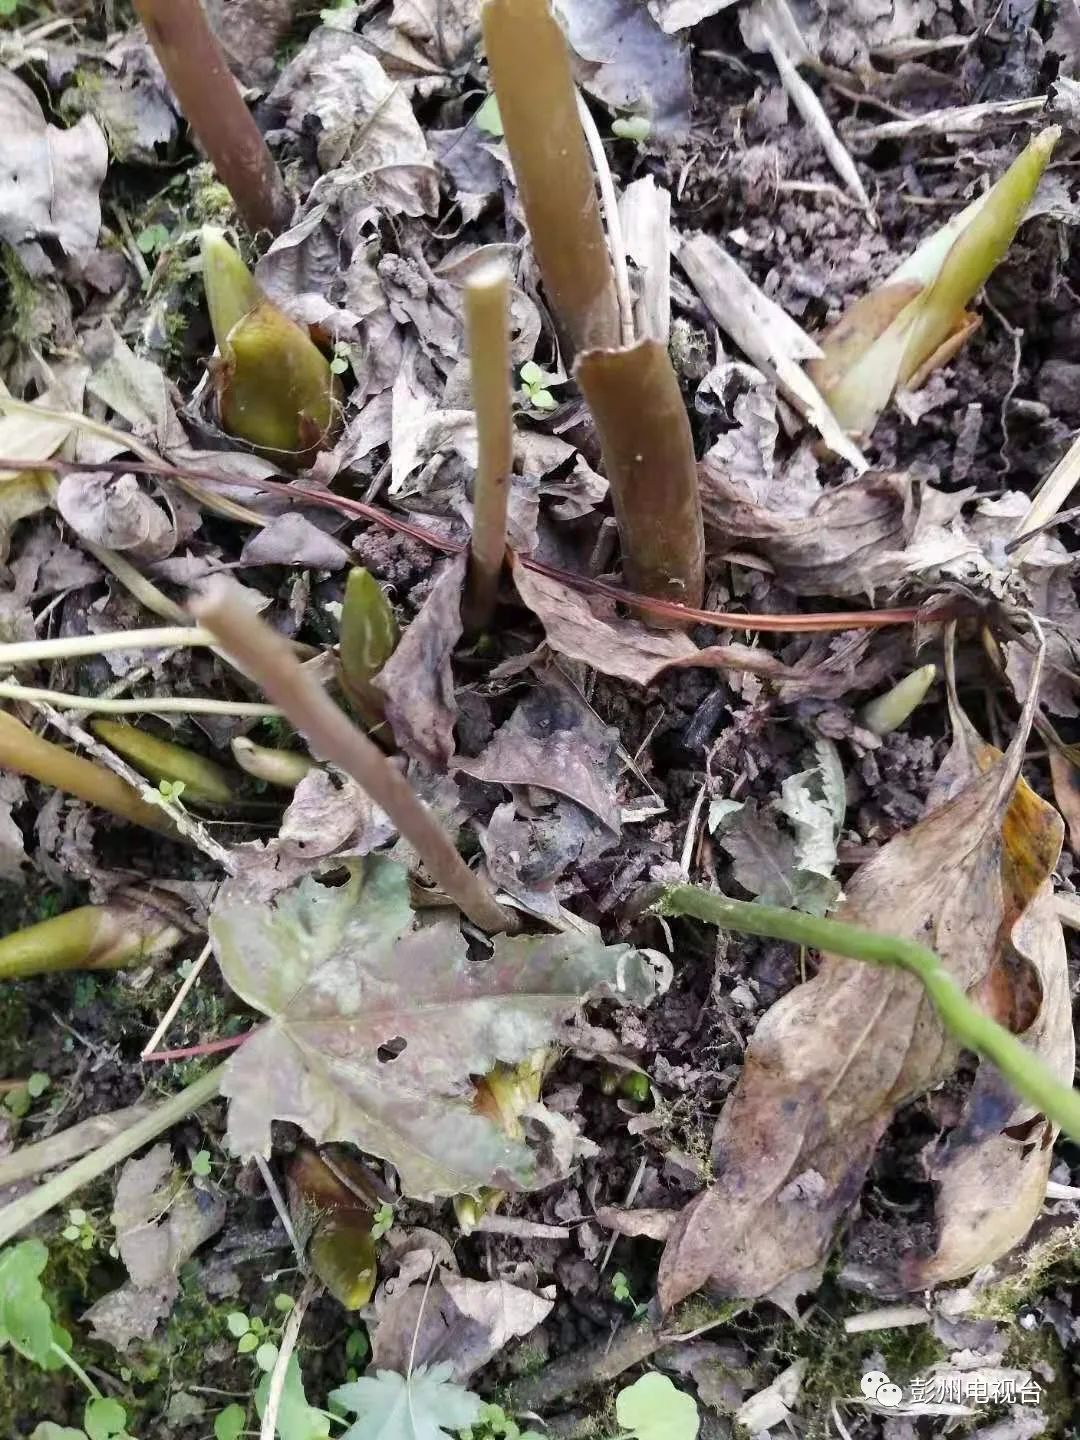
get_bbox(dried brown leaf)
[376,554,466,765]
[457,680,621,833]
[657,660,1067,1308]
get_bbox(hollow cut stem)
[192,581,517,934]
[132,0,290,234]
[463,264,514,634]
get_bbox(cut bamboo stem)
[192,581,517,934]
[463,263,515,634]
[575,340,705,614]
[482,0,620,353]
[132,0,290,235]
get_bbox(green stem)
[50,1341,102,1400]
[0,1065,224,1247]
[659,885,1080,1141]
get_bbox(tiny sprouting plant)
[190,1150,212,1178]
[370,1203,394,1241]
[610,1270,648,1321]
[458,1401,546,1440]
[135,223,171,257]
[611,114,651,144]
[518,361,561,412]
[3,1072,49,1120]
[61,1208,112,1255]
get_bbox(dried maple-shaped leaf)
[657,649,1068,1309]
[213,856,651,1199]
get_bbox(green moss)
[971,1223,1080,1322]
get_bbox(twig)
[846,95,1046,144]
[462,264,514,634]
[575,93,636,347]
[0,1064,225,1246]
[0,680,279,718]
[658,886,1080,1140]
[255,1155,306,1270]
[142,1033,250,1062]
[192,580,518,934]
[472,1216,572,1240]
[142,938,214,1059]
[0,1103,156,1188]
[260,1277,320,1440]
[599,1155,647,1274]
[0,626,214,668]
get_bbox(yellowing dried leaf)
[657,654,1068,1308]
[213,856,653,1199]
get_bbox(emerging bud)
[810,129,1058,438]
[200,227,341,462]
[287,1146,378,1310]
[92,719,238,807]
[338,567,399,735]
[0,903,182,981]
[230,736,316,789]
[861,663,937,737]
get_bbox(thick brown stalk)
[575,341,704,614]
[191,581,517,934]
[132,0,290,235]
[463,264,515,633]
[0,711,176,837]
[482,0,619,352]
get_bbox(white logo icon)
[862,1372,903,1408]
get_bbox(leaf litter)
[1,0,1080,1434]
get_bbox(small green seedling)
[370,1202,395,1241]
[135,223,171,257]
[610,1270,648,1321]
[330,340,351,377]
[213,1405,246,1440]
[62,1209,115,1258]
[458,1400,546,1440]
[191,1150,212,1178]
[611,114,651,144]
[518,361,562,412]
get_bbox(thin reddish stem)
[0,454,945,634]
[142,1033,250,1063]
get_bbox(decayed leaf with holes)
[657,653,1069,1309]
[213,856,653,1199]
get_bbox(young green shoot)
[338,567,399,736]
[810,127,1059,437]
[230,736,316,788]
[0,712,177,837]
[131,0,290,234]
[200,228,341,461]
[0,904,182,982]
[463,263,515,634]
[861,663,938,736]
[192,579,518,934]
[91,720,239,806]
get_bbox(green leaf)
[330,1362,483,1440]
[226,1311,250,1337]
[136,223,170,255]
[84,1397,128,1440]
[0,1239,55,1366]
[237,1330,259,1354]
[255,1354,330,1440]
[26,1073,49,1098]
[256,1341,280,1372]
[30,1426,87,1440]
[345,1329,369,1364]
[528,389,557,412]
[213,858,652,1199]
[474,93,504,138]
[615,1374,699,1440]
[214,1405,247,1440]
[518,361,544,387]
[192,1150,212,1177]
